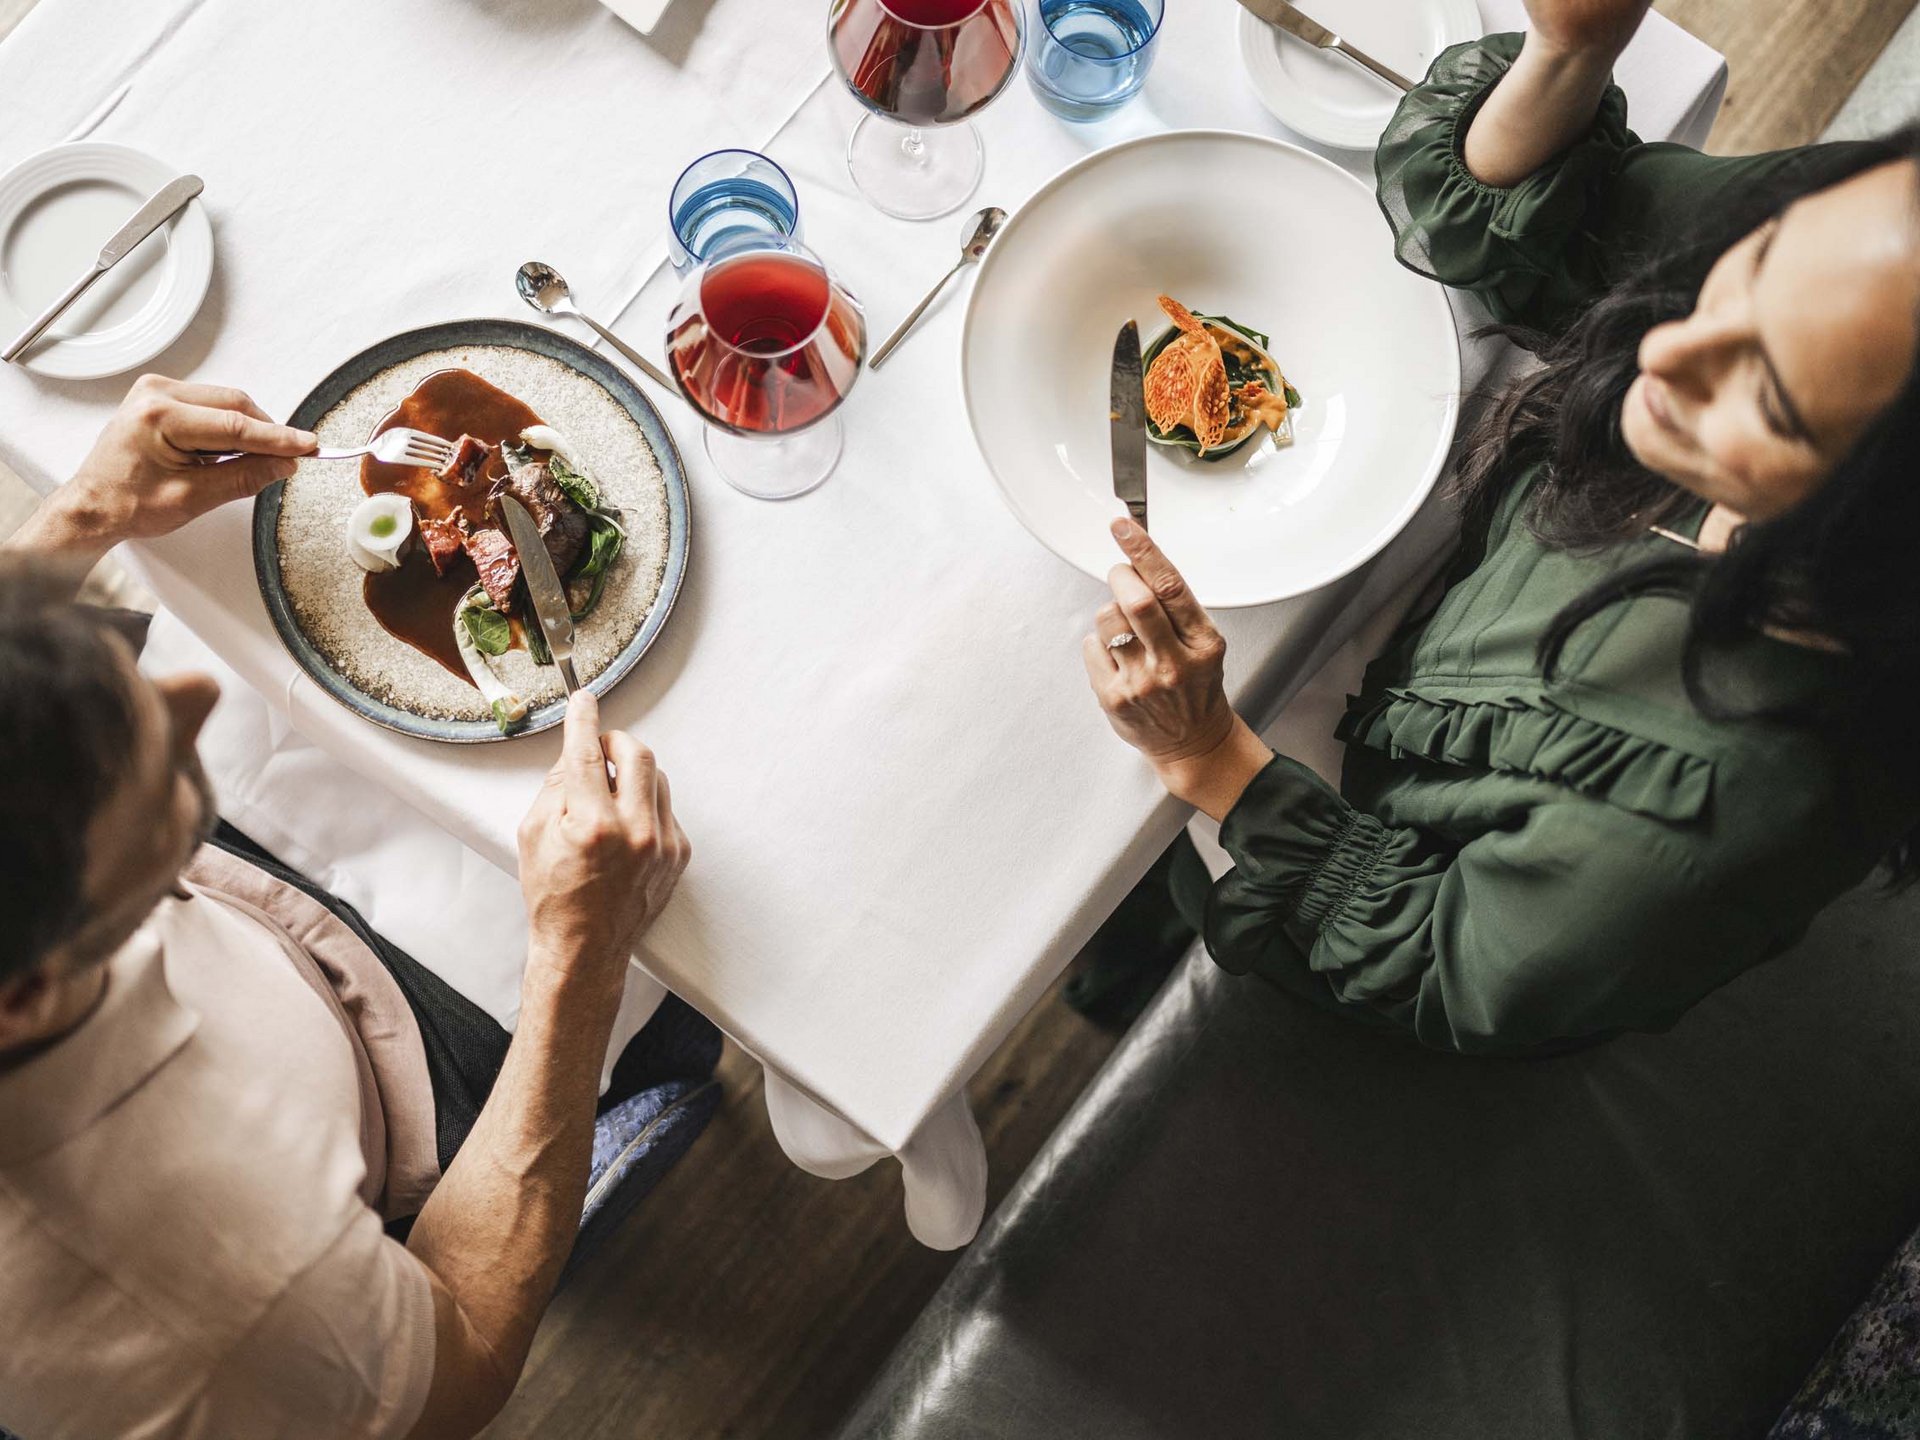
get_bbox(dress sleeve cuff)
[1374,32,1635,322]
[1215,754,1390,935]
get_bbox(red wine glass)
[828,0,1025,221]
[666,241,867,500]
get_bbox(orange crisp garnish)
[1143,294,1232,454]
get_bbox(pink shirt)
[0,848,441,1439]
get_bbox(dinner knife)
[1234,0,1416,93]
[1110,320,1149,532]
[499,495,582,695]
[1,174,205,364]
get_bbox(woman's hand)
[1521,0,1651,60]
[517,691,690,1008]
[10,374,316,571]
[1082,518,1274,821]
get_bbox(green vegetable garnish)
[369,514,397,539]
[461,602,512,657]
[523,598,552,667]
[548,453,600,512]
[569,511,625,621]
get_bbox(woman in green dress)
[1081,0,1920,1054]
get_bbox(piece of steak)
[437,433,492,489]
[498,460,587,576]
[464,527,522,612]
[418,514,467,577]
[455,459,589,613]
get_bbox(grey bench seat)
[835,883,1920,1440]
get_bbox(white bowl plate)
[1239,0,1481,151]
[962,130,1460,610]
[0,142,213,379]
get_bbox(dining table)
[0,0,1729,1249]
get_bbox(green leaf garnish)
[461,602,512,657]
[522,597,553,666]
[490,697,524,735]
[569,511,625,620]
[548,453,600,512]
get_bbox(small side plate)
[253,318,692,743]
[1239,0,1481,151]
[0,142,213,379]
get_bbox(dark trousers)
[1064,831,1213,1028]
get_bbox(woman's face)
[1622,160,1920,522]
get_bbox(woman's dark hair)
[1452,126,1920,876]
[0,562,143,982]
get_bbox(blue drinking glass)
[668,149,802,274]
[1025,0,1164,122]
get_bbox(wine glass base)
[846,114,983,222]
[705,416,844,501]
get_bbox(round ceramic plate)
[962,130,1459,610]
[0,142,213,379]
[1239,0,1481,150]
[254,319,691,743]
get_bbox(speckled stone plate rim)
[252,317,691,743]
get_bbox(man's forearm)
[3,491,116,592]
[403,951,623,1436]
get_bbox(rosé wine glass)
[666,240,867,500]
[829,0,1025,221]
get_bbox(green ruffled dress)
[1200,33,1915,1055]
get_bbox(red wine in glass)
[667,245,866,499]
[827,0,1024,220]
[831,0,1022,125]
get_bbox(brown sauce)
[359,369,545,683]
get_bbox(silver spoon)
[515,261,679,394]
[868,206,1006,371]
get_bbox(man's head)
[0,562,219,1053]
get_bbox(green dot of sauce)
[369,514,397,539]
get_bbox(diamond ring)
[1106,632,1137,651]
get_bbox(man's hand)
[405,692,689,1440]
[8,374,315,573]
[1082,518,1273,821]
[516,691,689,1004]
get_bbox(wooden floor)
[1668,0,1920,154]
[0,0,1912,1435]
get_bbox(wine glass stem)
[902,127,927,167]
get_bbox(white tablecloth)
[0,0,1725,1245]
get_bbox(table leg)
[763,1069,891,1179]
[897,1093,986,1251]
[762,1071,988,1250]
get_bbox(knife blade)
[1110,320,1148,532]
[499,494,582,695]
[2,174,205,364]
[1233,0,1416,92]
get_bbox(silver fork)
[311,427,457,468]
[201,427,457,469]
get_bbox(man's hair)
[0,560,144,982]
